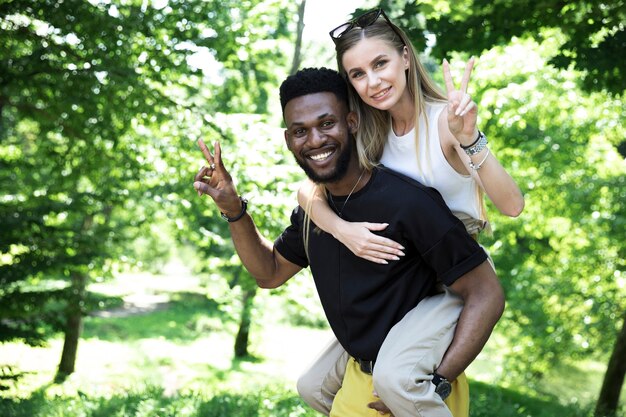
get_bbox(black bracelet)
[221,196,248,222]
[460,130,482,149]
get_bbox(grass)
[0,386,317,417]
[0,381,598,417]
[1,261,624,416]
[83,291,227,342]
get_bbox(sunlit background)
[1,0,624,416]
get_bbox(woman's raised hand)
[334,221,405,264]
[442,57,479,146]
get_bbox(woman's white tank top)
[379,102,480,220]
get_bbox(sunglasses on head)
[329,8,404,45]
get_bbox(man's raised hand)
[193,139,243,218]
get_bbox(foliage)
[331,2,625,386]
[3,0,624,406]
[4,269,624,414]
[458,39,626,382]
[82,292,226,342]
[0,0,296,375]
[279,269,328,329]
[174,111,308,355]
[381,0,626,94]
[0,380,606,417]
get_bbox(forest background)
[1,0,625,416]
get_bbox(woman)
[296,8,524,417]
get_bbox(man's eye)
[293,128,306,137]
[322,121,335,128]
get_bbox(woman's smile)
[342,37,409,111]
[371,86,392,101]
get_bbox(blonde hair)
[334,16,488,225]
[302,185,318,261]
[334,19,446,170]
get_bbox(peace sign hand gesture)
[193,139,243,218]
[443,57,479,146]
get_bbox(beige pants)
[297,289,464,417]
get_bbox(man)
[193,67,504,417]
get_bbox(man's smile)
[306,147,336,163]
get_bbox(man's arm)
[193,139,302,288]
[225,211,302,288]
[436,260,505,380]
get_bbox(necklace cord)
[327,169,365,217]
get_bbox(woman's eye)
[351,71,364,79]
[375,60,387,68]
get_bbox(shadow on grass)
[1,380,607,417]
[0,385,317,417]
[470,380,598,417]
[82,291,232,343]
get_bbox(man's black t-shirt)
[275,167,487,361]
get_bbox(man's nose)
[308,128,325,146]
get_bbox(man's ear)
[284,130,292,150]
[347,111,358,134]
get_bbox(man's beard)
[294,134,354,184]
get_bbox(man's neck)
[325,166,371,197]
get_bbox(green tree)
[171,1,305,358]
[382,0,626,95]
[176,112,305,358]
[457,40,624,411]
[0,0,294,382]
[596,310,626,416]
[372,2,625,412]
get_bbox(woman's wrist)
[329,218,351,241]
[458,129,481,148]
[469,147,491,171]
[462,131,488,156]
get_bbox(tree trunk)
[595,310,626,416]
[0,99,4,139]
[234,286,257,358]
[289,0,306,76]
[56,214,93,381]
[55,270,87,381]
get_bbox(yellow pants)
[330,358,469,417]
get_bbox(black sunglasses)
[329,8,404,45]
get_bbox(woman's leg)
[373,289,464,417]
[297,336,350,415]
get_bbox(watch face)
[435,381,452,400]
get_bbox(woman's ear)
[402,46,410,70]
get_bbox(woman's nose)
[368,72,381,87]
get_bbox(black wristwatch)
[431,372,452,401]
[221,196,248,222]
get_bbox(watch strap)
[431,372,446,386]
[431,372,452,401]
[221,196,248,222]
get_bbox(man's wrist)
[431,372,452,401]
[221,196,248,222]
